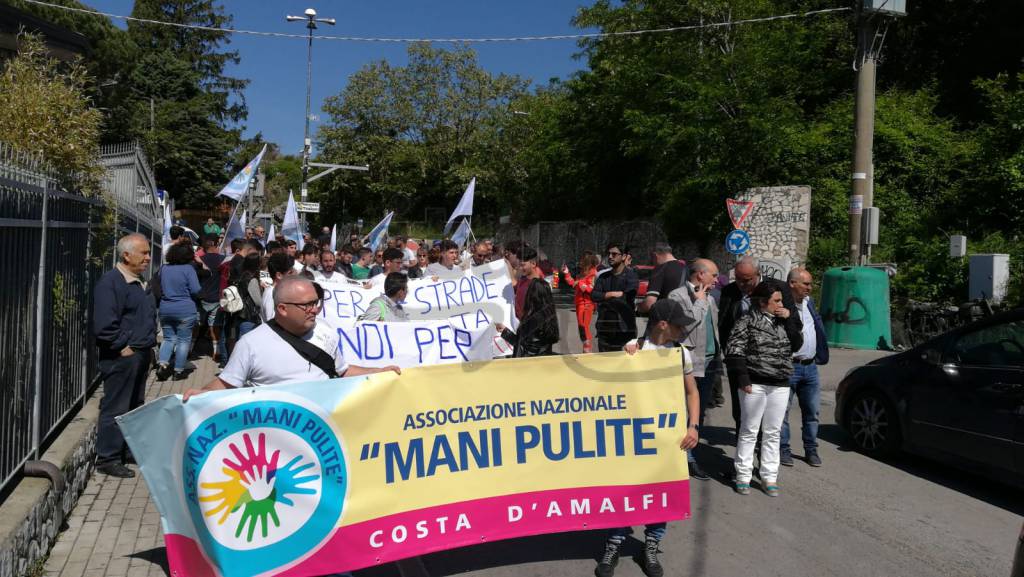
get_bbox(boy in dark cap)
[595,299,701,577]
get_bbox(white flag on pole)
[443,177,475,234]
[217,144,267,201]
[282,191,304,250]
[451,218,472,248]
[222,204,245,249]
[330,224,337,252]
[161,199,172,260]
[367,211,394,252]
[267,221,276,244]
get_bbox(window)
[947,320,1024,367]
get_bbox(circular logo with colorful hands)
[182,398,346,575]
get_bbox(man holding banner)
[183,277,399,400]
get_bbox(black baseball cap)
[648,299,692,328]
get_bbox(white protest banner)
[331,319,495,368]
[317,260,514,328]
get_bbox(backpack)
[219,284,244,314]
[230,277,262,322]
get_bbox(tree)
[0,32,102,191]
[316,42,528,226]
[119,0,248,207]
[561,0,853,246]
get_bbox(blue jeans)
[158,312,195,372]
[608,524,666,544]
[781,362,821,454]
[686,357,718,463]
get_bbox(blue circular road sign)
[725,229,751,255]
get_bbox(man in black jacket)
[718,257,803,433]
[92,234,157,478]
[592,243,639,352]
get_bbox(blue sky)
[86,1,594,156]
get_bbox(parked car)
[835,308,1024,482]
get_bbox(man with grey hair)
[667,258,722,480]
[780,267,829,467]
[92,234,156,478]
[637,242,685,314]
[719,256,803,435]
[183,276,399,399]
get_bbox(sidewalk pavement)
[41,356,222,577]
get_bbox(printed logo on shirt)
[182,394,346,576]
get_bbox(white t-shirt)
[260,286,276,322]
[219,322,349,387]
[627,338,694,375]
[426,262,455,277]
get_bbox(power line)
[21,0,850,44]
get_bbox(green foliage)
[316,43,529,225]
[122,0,247,208]
[0,32,103,191]
[12,0,249,208]
[563,0,854,247]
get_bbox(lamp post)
[286,8,335,228]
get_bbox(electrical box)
[950,235,967,258]
[861,207,880,246]
[864,0,906,16]
[969,254,1010,304]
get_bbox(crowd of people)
[92,223,829,577]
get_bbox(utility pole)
[287,8,335,230]
[849,1,905,265]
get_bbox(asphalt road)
[358,310,1023,577]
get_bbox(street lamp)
[286,8,335,227]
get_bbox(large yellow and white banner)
[119,351,691,577]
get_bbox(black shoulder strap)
[265,319,340,378]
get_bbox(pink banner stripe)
[163,481,690,577]
[164,533,217,577]
[280,480,690,576]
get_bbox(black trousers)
[597,334,633,353]
[96,349,151,465]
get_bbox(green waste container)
[819,266,892,350]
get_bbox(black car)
[835,308,1024,480]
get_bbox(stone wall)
[0,401,98,577]
[735,185,812,280]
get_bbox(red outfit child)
[563,267,597,353]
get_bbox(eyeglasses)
[607,251,622,257]
[281,299,322,313]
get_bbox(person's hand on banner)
[624,342,639,355]
[344,365,402,377]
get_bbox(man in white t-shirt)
[426,239,459,276]
[184,277,399,398]
[596,298,700,577]
[260,253,296,322]
[364,247,405,290]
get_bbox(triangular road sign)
[726,199,755,229]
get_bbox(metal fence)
[0,141,162,495]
